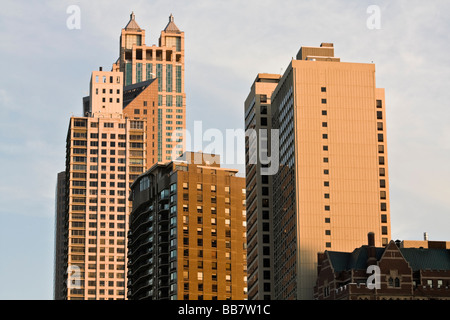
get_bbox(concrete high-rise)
[112,13,186,163]
[58,69,162,300]
[127,152,248,300]
[244,73,280,300]
[245,43,391,300]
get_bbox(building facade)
[244,73,280,300]
[127,152,248,300]
[54,171,66,300]
[112,13,186,162]
[246,43,391,300]
[57,68,163,300]
[314,233,450,300]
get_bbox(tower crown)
[164,13,181,33]
[125,11,141,30]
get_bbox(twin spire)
[124,12,181,33]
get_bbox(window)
[377,122,383,131]
[376,100,383,108]
[321,87,327,92]
[377,111,383,119]
[378,134,384,142]
[322,122,328,128]
[322,110,327,116]
[322,134,328,139]
[260,105,267,114]
[322,99,327,104]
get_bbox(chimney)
[424,232,429,241]
[99,66,103,71]
[367,232,377,266]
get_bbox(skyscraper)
[245,43,391,300]
[127,152,248,300]
[112,13,186,162]
[244,73,281,300]
[55,13,186,300]
[58,69,159,300]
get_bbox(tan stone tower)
[113,13,186,163]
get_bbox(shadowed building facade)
[244,73,281,300]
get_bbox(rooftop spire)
[124,11,141,30]
[164,13,181,33]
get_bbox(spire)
[124,11,141,30]
[164,13,181,33]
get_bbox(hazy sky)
[1,0,449,299]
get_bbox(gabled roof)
[125,12,141,31]
[122,79,156,108]
[164,14,181,33]
[326,242,450,273]
[327,246,385,273]
[401,248,450,271]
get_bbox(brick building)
[314,232,450,300]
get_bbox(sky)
[0,0,449,300]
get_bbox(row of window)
[321,89,332,250]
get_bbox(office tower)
[58,68,162,300]
[112,13,186,162]
[54,171,66,300]
[246,43,391,300]
[127,152,248,300]
[244,73,280,300]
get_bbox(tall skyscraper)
[245,43,391,300]
[244,73,280,300]
[55,13,186,300]
[112,13,186,162]
[127,152,248,300]
[58,69,159,300]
